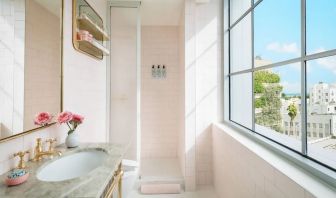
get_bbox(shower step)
[139,158,185,186]
[140,183,182,194]
[139,176,184,185]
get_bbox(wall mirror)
[0,0,63,142]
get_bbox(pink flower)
[57,111,73,124]
[71,114,84,124]
[34,112,52,126]
[57,111,84,133]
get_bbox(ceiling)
[140,0,184,26]
[112,0,184,26]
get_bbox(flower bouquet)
[57,111,84,148]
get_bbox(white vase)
[65,132,79,148]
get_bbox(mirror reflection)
[0,0,62,140]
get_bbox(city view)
[249,0,336,168]
[254,57,336,167]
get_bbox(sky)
[253,0,336,94]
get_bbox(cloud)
[266,42,299,54]
[316,56,336,74]
[309,47,336,74]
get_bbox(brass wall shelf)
[72,0,109,60]
[77,15,110,41]
[77,40,110,56]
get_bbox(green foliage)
[282,93,301,100]
[254,71,281,94]
[255,83,264,94]
[254,71,283,133]
[255,97,265,108]
[287,103,298,122]
[255,84,283,132]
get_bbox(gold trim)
[0,123,57,144]
[104,163,124,198]
[61,0,64,114]
[0,0,64,144]
[72,0,105,60]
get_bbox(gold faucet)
[14,150,30,169]
[33,138,62,161]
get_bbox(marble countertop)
[0,143,127,198]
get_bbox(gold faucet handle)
[13,150,30,169]
[46,138,57,151]
[46,138,57,144]
[36,138,43,146]
[34,138,43,153]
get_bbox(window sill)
[213,122,336,197]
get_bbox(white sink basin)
[37,150,108,182]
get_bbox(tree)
[287,103,297,122]
[287,103,298,135]
[254,71,283,132]
[254,71,280,94]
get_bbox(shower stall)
[107,0,185,195]
[107,1,141,197]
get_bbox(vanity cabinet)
[102,163,124,198]
[0,144,127,198]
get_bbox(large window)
[226,0,336,170]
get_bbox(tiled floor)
[128,186,218,198]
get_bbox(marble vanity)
[0,143,127,198]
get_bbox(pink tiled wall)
[63,0,108,143]
[183,0,222,188]
[212,124,321,198]
[141,26,182,159]
[178,11,186,180]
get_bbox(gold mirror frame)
[0,0,64,144]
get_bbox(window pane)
[306,0,336,55]
[230,13,252,73]
[307,56,336,168]
[231,73,253,129]
[254,64,301,151]
[230,0,251,25]
[254,0,301,67]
